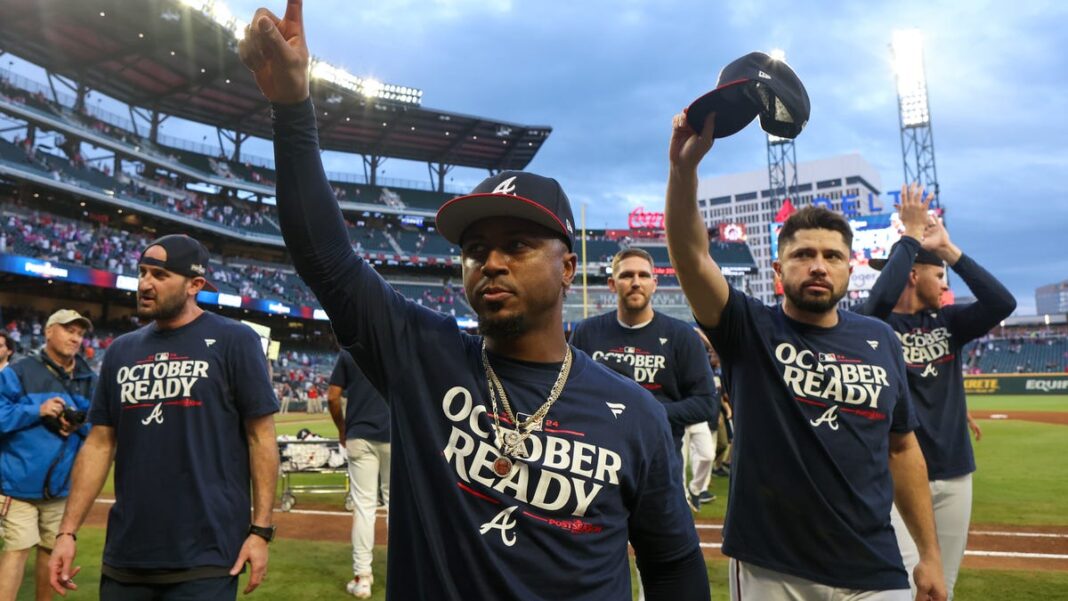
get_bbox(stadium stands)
[965,335,1068,374]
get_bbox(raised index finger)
[283,0,303,28]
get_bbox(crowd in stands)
[964,330,1068,374]
[1,204,144,275]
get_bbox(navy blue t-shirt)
[330,351,389,443]
[89,312,279,570]
[858,237,1016,479]
[705,287,917,590]
[570,311,718,443]
[271,99,705,601]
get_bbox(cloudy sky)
[13,0,1067,313]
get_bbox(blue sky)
[12,0,1068,313]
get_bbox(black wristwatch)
[248,524,276,543]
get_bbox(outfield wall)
[964,373,1068,395]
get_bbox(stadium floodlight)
[891,29,930,127]
[361,78,383,99]
[175,0,422,104]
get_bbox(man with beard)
[664,112,946,600]
[0,310,94,601]
[858,184,1016,600]
[233,2,708,598]
[569,248,718,511]
[48,235,279,600]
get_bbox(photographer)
[0,310,94,601]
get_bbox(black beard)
[784,284,846,314]
[478,314,527,340]
[137,291,186,322]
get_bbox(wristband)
[56,531,77,542]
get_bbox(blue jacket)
[0,350,95,499]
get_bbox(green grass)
[955,568,1068,600]
[967,394,1068,412]
[14,530,1068,600]
[971,419,1068,525]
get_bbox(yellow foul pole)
[581,203,588,320]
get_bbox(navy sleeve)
[329,354,350,389]
[637,547,711,600]
[88,349,115,427]
[228,324,280,419]
[628,401,705,594]
[700,285,749,356]
[855,236,921,318]
[272,99,439,391]
[661,323,719,428]
[887,333,918,433]
[941,254,1017,345]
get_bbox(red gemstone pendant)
[493,455,513,477]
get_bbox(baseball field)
[10,394,1068,600]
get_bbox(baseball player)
[665,112,947,600]
[326,351,390,598]
[48,235,280,600]
[857,184,1016,599]
[570,248,718,510]
[237,2,709,598]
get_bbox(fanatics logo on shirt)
[605,402,626,418]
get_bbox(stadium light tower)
[892,29,940,208]
[766,50,798,218]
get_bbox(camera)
[42,407,87,435]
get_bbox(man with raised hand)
[664,112,946,601]
[237,2,708,598]
[569,248,718,511]
[857,184,1016,600]
[48,235,279,600]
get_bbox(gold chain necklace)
[481,340,572,477]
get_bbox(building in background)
[698,154,885,304]
[1036,281,1068,315]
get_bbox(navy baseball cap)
[139,234,218,291]
[436,171,576,250]
[869,241,944,271]
[687,51,811,139]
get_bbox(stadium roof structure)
[0,0,552,173]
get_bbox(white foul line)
[965,550,1068,560]
[970,530,1068,539]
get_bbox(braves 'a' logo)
[491,176,518,195]
[809,405,840,431]
[920,363,939,378]
[141,402,164,425]
[480,506,518,546]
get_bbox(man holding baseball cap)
[0,309,94,601]
[235,1,708,598]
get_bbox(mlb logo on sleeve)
[818,352,837,363]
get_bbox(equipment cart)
[277,436,354,512]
